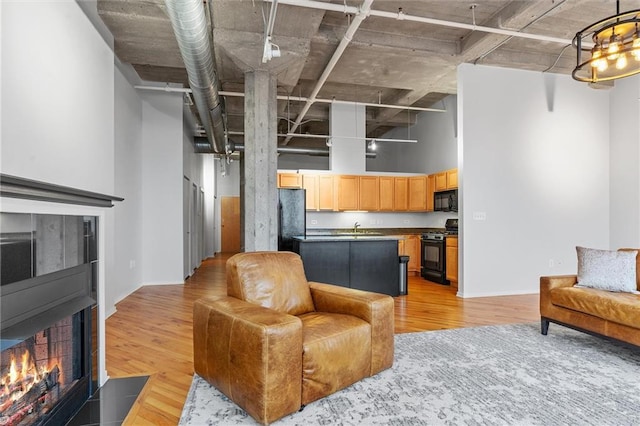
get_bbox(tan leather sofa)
[540,249,640,346]
[193,251,394,424]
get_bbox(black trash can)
[399,255,410,295]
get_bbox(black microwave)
[434,189,457,212]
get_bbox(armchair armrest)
[193,296,303,424]
[308,282,394,375]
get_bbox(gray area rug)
[180,323,640,425]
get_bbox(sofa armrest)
[540,275,577,291]
[539,275,577,318]
[308,281,394,375]
[193,296,302,424]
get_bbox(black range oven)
[420,218,458,285]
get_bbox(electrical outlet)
[403,219,410,224]
[311,219,318,225]
[473,212,487,221]
[548,259,554,268]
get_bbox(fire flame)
[1,350,59,410]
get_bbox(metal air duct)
[165,0,227,154]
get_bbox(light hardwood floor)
[107,253,540,425]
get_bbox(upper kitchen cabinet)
[318,175,336,211]
[278,173,302,188]
[446,168,458,189]
[303,174,336,211]
[435,172,447,191]
[359,176,379,211]
[379,177,394,211]
[434,169,458,191]
[393,177,408,211]
[408,176,427,211]
[336,175,359,211]
[427,174,435,212]
[302,174,319,210]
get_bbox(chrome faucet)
[353,221,361,233]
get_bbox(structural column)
[243,70,278,251]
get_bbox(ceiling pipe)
[218,91,445,113]
[282,0,375,145]
[165,0,228,154]
[135,85,445,113]
[229,141,377,158]
[270,0,575,46]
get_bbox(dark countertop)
[306,227,444,237]
[294,235,401,242]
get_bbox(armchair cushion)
[226,251,315,315]
[298,312,371,405]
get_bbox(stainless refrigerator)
[278,188,306,251]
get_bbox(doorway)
[221,196,240,253]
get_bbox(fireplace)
[1,213,97,426]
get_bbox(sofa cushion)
[299,312,371,405]
[576,246,638,293]
[550,286,640,329]
[226,251,316,316]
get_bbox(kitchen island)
[292,235,400,296]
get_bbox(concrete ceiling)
[97,0,639,150]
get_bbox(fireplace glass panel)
[0,213,95,286]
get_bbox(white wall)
[140,91,185,284]
[1,1,114,195]
[0,0,118,386]
[368,95,457,174]
[609,75,640,249]
[110,64,143,315]
[202,156,216,257]
[458,64,610,297]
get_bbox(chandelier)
[572,1,640,83]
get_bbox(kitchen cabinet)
[446,168,458,189]
[318,175,336,211]
[435,168,458,192]
[393,177,408,211]
[434,172,447,191]
[400,235,420,275]
[302,174,336,211]
[302,174,318,210]
[337,175,359,211]
[278,173,302,188]
[446,236,458,289]
[379,176,394,211]
[427,174,435,212]
[294,237,400,296]
[408,176,427,211]
[359,176,379,211]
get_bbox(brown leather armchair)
[193,251,394,424]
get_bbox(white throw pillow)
[575,246,639,293]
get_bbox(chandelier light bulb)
[633,35,640,61]
[616,52,628,69]
[590,48,602,67]
[607,34,621,60]
[597,55,609,72]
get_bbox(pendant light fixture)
[572,1,640,83]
